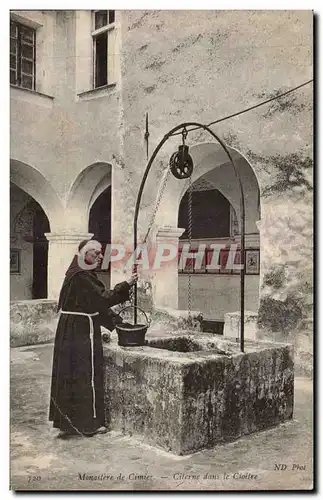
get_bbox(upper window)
[92,10,115,89]
[10,20,36,91]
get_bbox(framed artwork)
[178,248,202,274]
[178,248,190,274]
[193,249,207,274]
[178,247,260,275]
[204,247,220,274]
[231,249,241,275]
[10,249,21,274]
[181,256,195,274]
[245,249,260,275]
[220,249,230,274]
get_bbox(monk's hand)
[127,273,138,287]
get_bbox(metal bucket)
[116,306,150,347]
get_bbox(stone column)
[45,232,93,299]
[153,226,185,310]
[255,219,264,290]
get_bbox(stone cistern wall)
[103,334,294,455]
[10,299,59,347]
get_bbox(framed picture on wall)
[204,247,220,274]
[178,247,191,274]
[219,249,230,274]
[181,256,195,274]
[10,249,21,274]
[231,249,241,275]
[245,249,260,275]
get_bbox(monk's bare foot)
[57,430,73,439]
[94,426,108,434]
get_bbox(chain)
[187,174,193,325]
[142,166,172,244]
[51,396,87,437]
[129,286,134,306]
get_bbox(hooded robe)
[49,255,130,435]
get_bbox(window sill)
[10,85,54,108]
[77,83,117,101]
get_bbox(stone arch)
[152,142,261,319]
[10,158,64,231]
[155,142,260,230]
[175,143,260,322]
[10,161,57,300]
[67,162,112,213]
[65,162,112,232]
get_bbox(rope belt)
[60,310,99,419]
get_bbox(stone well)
[103,334,294,455]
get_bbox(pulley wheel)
[170,146,194,179]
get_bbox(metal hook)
[182,127,188,144]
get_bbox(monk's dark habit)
[49,255,130,436]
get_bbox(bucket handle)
[117,305,151,327]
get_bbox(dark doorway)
[89,186,111,246]
[89,186,111,287]
[32,201,49,299]
[178,188,231,239]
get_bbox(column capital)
[44,232,93,244]
[156,226,185,240]
[45,232,94,299]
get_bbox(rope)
[142,166,171,244]
[207,79,313,127]
[170,79,313,136]
[187,174,193,325]
[51,397,86,437]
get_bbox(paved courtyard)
[10,343,313,491]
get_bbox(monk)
[49,239,137,438]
